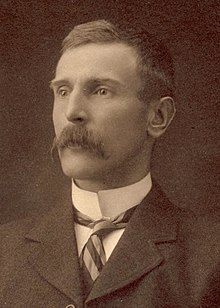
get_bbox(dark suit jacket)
[1,183,219,308]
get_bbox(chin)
[61,162,94,180]
[58,148,105,180]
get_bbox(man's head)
[50,20,176,191]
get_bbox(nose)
[65,90,88,124]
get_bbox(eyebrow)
[49,77,125,89]
[49,79,71,89]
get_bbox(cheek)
[102,109,147,150]
[52,105,65,136]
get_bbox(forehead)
[54,43,140,88]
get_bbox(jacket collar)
[25,181,179,305]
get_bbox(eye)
[57,87,70,98]
[96,88,109,96]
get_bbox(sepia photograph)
[0,1,219,307]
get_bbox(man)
[0,20,219,308]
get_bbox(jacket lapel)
[25,190,84,307]
[86,182,179,302]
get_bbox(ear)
[147,96,176,138]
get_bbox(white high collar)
[72,173,152,220]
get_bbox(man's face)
[51,43,152,189]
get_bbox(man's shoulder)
[0,215,39,248]
[177,206,220,269]
[178,206,220,238]
[145,180,220,242]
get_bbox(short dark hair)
[61,20,175,101]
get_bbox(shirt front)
[72,173,152,260]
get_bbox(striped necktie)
[73,206,137,297]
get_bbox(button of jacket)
[65,305,76,308]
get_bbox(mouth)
[64,144,98,154]
[65,144,86,151]
[62,143,107,159]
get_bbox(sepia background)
[0,0,219,223]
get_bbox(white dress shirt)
[72,173,152,260]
